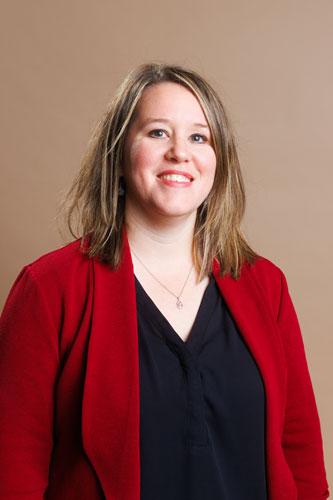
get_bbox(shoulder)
[28,239,86,268]
[244,254,283,286]
[5,240,95,316]
[214,254,288,321]
[2,240,97,328]
[242,255,287,320]
[25,239,91,286]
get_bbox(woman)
[0,63,329,500]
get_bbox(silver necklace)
[130,247,193,310]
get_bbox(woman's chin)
[125,194,202,223]
[152,202,199,219]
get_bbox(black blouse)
[135,274,268,500]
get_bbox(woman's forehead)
[133,81,208,125]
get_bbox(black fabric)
[135,274,268,500]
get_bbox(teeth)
[159,174,191,182]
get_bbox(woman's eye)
[190,134,207,143]
[149,129,167,138]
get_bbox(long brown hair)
[59,62,258,279]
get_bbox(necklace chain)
[130,247,193,309]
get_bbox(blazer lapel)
[212,259,287,494]
[82,236,140,500]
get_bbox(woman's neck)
[124,208,196,267]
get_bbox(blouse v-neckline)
[134,274,217,355]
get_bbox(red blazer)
[0,236,329,500]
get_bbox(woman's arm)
[277,270,329,499]
[0,267,59,499]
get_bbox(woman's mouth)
[158,174,192,183]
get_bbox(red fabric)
[0,236,329,500]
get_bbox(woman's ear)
[118,175,125,196]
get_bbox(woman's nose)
[165,137,191,163]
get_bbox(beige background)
[1,0,332,489]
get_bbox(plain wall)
[1,0,332,489]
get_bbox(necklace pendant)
[176,299,183,309]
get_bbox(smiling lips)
[157,170,193,186]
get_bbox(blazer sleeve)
[276,269,329,499]
[0,266,59,499]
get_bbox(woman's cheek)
[129,141,153,171]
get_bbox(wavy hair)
[59,62,258,279]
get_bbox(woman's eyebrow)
[141,117,209,128]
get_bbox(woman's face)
[122,82,217,222]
